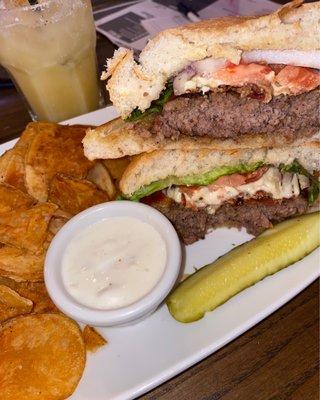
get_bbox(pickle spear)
[167,212,320,323]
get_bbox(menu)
[94,0,279,53]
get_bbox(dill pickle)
[167,212,320,323]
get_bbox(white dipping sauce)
[62,217,167,310]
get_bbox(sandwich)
[83,0,320,244]
[84,0,319,159]
[118,144,319,244]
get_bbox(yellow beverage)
[0,0,101,122]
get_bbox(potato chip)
[48,207,71,236]
[12,281,57,314]
[0,183,34,214]
[25,165,47,202]
[48,175,109,215]
[48,216,68,235]
[23,282,58,314]
[25,123,93,201]
[103,157,131,181]
[0,123,37,192]
[0,284,33,323]
[0,203,57,254]
[0,276,16,288]
[54,208,72,219]
[0,246,44,282]
[0,314,86,400]
[83,325,107,353]
[0,149,26,192]
[43,231,54,251]
[87,162,116,199]
[15,122,39,152]
[0,278,58,314]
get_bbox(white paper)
[199,0,280,18]
[94,0,279,52]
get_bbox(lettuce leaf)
[123,159,319,203]
[125,81,173,122]
[280,159,319,203]
[127,162,264,201]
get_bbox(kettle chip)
[0,314,86,400]
[0,246,44,282]
[83,325,107,353]
[0,284,33,323]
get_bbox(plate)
[1,106,319,400]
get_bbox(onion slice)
[242,50,320,69]
[173,65,196,95]
[173,58,227,95]
[192,57,227,76]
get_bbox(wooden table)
[0,2,319,399]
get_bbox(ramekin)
[44,201,181,326]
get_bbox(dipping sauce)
[62,217,167,310]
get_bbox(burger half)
[83,0,320,244]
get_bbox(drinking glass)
[0,0,103,122]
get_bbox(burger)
[83,0,320,244]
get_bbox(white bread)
[83,117,160,160]
[104,1,320,118]
[83,117,320,160]
[120,141,320,197]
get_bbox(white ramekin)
[44,201,181,327]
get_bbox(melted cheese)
[182,67,274,95]
[165,168,309,214]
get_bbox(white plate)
[1,106,319,400]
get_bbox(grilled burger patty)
[152,88,320,141]
[150,195,309,245]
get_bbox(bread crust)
[83,117,320,160]
[105,1,320,117]
[83,117,159,160]
[119,141,320,197]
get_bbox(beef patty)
[149,195,309,245]
[152,88,320,141]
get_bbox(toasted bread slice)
[83,116,320,160]
[120,141,320,197]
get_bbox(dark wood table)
[0,1,319,399]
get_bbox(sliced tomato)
[244,167,269,184]
[213,63,274,88]
[178,186,200,197]
[179,167,269,195]
[208,167,269,190]
[208,174,247,190]
[274,65,320,96]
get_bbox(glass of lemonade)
[0,0,103,122]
